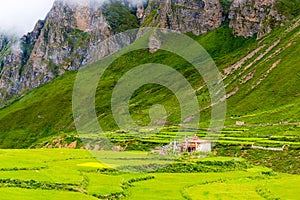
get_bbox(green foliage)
[220,0,234,19]
[0,35,18,71]
[215,144,300,174]
[0,188,98,200]
[188,25,257,64]
[275,0,300,18]
[71,28,91,48]
[256,185,281,200]
[0,178,80,192]
[142,10,158,27]
[102,1,139,34]
[116,159,250,173]
[47,60,59,77]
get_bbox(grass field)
[0,4,299,200]
[0,149,299,199]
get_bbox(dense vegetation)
[275,0,300,18]
[102,1,139,34]
[219,0,234,20]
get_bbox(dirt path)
[226,121,300,128]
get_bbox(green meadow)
[0,149,299,200]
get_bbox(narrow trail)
[226,121,300,128]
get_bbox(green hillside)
[0,15,299,149]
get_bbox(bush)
[102,1,139,34]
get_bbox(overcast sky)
[0,0,55,36]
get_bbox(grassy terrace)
[0,149,299,199]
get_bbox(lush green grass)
[215,143,300,174]
[0,149,298,199]
[226,26,300,124]
[0,20,299,150]
[188,25,257,67]
[184,179,265,200]
[275,0,300,18]
[0,24,259,148]
[0,187,98,200]
[0,71,76,148]
[184,175,300,200]
[124,172,300,200]
[267,174,300,199]
[85,173,143,195]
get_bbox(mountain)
[0,0,299,148]
[0,0,137,104]
[0,0,298,104]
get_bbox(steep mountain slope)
[0,0,297,105]
[141,0,223,35]
[0,15,299,148]
[0,0,136,104]
[0,0,299,148]
[141,0,296,38]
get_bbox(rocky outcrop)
[142,0,223,35]
[0,0,111,103]
[22,0,111,84]
[142,0,287,38]
[0,34,23,99]
[43,136,79,149]
[136,0,146,20]
[229,0,286,38]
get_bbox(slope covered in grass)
[0,17,299,148]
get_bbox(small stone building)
[180,135,211,153]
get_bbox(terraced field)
[0,149,299,199]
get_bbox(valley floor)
[0,149,298,200]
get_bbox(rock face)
[136,0,146,20]
[229,0,286,38]
[142,0,223,35]
[0,34,23,99]
[0,0,111,103]
[0,0,290,104]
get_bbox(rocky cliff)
[0,0,113,103]
[142,0,223,35]
[229,0,287,38]
[142,0,289,37]
[0,0,293,104]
